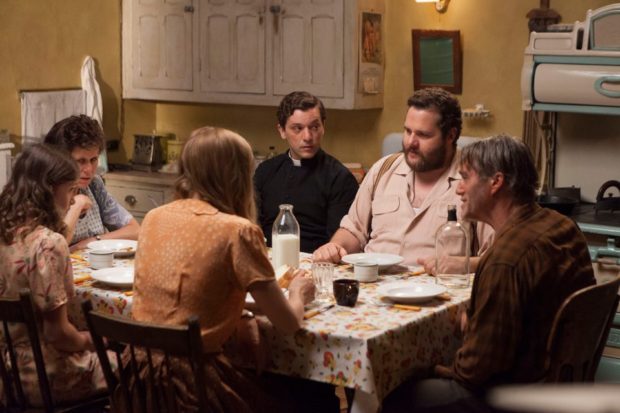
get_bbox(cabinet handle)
[595,76,620,98]
[258,5,265,25]
[125,195,137,207]
[269,4,281,34]
[184,5,194,13]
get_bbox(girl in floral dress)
[0,144,108,406]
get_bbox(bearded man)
[313,88,492,267]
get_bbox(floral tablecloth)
[67,251,469,411]
[262,256,470,406]
[67,252,134,329]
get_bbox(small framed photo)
[412,29,462,94]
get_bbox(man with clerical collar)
[254,91,359,253]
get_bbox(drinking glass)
[311,262,335,303]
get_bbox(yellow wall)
[0,0,615,167]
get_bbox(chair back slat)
[0,291,55,411]
[1,319,23,407]
[81,299,209,412]
[1,291,109,412]
[545,276,620,382]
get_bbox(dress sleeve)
[91,175,134,230]
[451,262,522,389]
[29,232,74,313]
[230,223,275,291]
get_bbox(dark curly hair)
[407,88,462,146]
[43,114,105,153]
[0,144,79,244]
[277,91,326,129]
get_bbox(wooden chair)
[0,290,108,412]
[81,300,209,412]
[544,276,620,382]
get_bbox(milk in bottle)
[272,204,300,268]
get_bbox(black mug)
[333,279,360,307]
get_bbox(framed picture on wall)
[412,29,462,94]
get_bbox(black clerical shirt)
[254,149,359,253]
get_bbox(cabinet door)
[273,0,344,98]
[130,0,194,91]
[199,0,266,94]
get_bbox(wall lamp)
[416,0,450,13]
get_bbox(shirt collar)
[177,198,219,215]
[288,150,302,167]
[287,149,322,167]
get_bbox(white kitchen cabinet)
[273,0,343,98]
[122,0,384,109]
[104,171,177,222]
[199,0,266,94]
[124,0,195,92]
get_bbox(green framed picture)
[412,30,462,94]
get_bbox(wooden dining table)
[68,250,470,413]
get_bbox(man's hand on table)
[312,242,347,264]
[417,256,436,275]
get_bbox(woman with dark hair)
[44,115,139,251]
[128,126,338,412]
[0,144,108,406]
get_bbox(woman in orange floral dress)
[126,126,339,412]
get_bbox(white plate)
[91,266,134,288]
[87,239,137,257]
[376,281,447,304]
[342,253,404,270]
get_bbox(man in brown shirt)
[383,135,595,412]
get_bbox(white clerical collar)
[288,150,302,167]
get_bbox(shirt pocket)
[371,195,400,236]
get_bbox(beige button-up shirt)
[340,151,493,266]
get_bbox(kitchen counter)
[104,170,177,222]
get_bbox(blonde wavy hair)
[175,126,257,222]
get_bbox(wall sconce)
[416,0,450,13]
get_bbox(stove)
[573,180,620,263]
[574,181,620,382]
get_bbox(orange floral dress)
[0,226,107,406]
[128,199,278,412]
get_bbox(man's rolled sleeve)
[338,161,383,249]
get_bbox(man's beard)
[403,143,447,172]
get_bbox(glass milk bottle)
[435,204,470,288]
[272,204,300,269]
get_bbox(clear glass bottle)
[266,146,277,159]
[272,204,300,269]
[435,205,470,289]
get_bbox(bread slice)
[275,265,295,289]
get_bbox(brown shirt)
[451,203,595,391]
[132,199,274,353]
